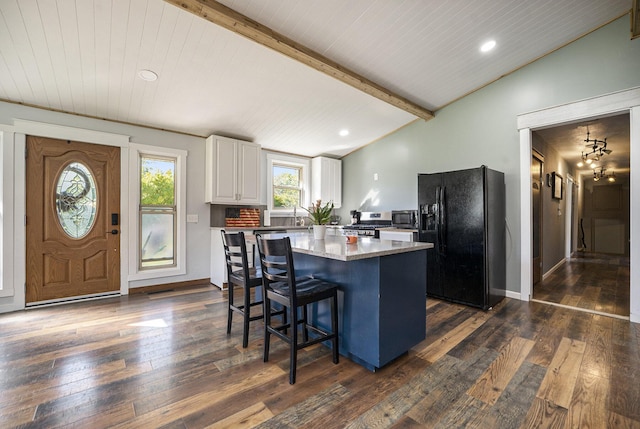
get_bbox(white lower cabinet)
[210,228,227,289]
[210,228,254,290]
[378,229,416,242]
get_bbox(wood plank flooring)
[533,252,630,317]
[1,284,639,428]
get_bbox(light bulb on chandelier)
[593,167,615,183]
[577,131,611,167]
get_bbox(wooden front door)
[26,136,120,304]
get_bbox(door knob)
[110,229,119,235]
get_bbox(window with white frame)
[139,155,176,269]
[273,163,301,209]
[266,153,310,213]
[128,144,186,280]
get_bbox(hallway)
[533,252,630,318]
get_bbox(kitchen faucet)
[293,206,304,226]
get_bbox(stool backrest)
[221,230,251,280]
[256,235,298,305]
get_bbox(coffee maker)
[350,210,361,225]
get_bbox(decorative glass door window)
[55,162,97,239]
[140,156,176,269]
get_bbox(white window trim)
[266,152,310,215]
[128,143,187,281]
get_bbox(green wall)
[341,16,640,293]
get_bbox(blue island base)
[293,248,427,371]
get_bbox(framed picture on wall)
[552,172,563,200]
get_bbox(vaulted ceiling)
[0,0,632,157]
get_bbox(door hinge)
[24,146,28,158]
[24,215,27,226]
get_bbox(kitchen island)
[258,232,433,371]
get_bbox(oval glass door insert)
[55,162,98,239]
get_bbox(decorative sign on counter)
[225,208,260,227]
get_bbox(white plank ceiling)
[0,0,632,157]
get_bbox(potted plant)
[302,199,334,239]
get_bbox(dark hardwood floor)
[533,252,630,318]
[1,284,639,428]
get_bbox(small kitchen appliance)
[391,210,418,229]
[342,211,392,238]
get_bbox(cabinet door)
[312,157,342,208]
[379,230,415,242]
[210,228,227,289]
[329,158,342,208]
[237,141,261,204]
[207,136,238,203]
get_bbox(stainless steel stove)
[343,211,392,237]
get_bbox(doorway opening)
[529,114,630,319]
[518,88,640,323]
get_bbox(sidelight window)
[128,143,186,281]
[139,156,176,269]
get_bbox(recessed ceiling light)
[137,69,158,82]
[480,40,496,53]
[339,129,349,137]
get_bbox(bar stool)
[221,230,266,348]
[256,234,339,384]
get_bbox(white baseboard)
[505,290,522,300]
[542,258,566,281]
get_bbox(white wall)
[0,102,211,312]
[532,135,573,275]
[340,16,640,299]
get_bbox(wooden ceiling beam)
[164,0,434,121]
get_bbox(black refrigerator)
[418,166,506,310]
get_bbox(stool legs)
[263,295,272,362]
[331,294,339,364]
[226,284,234,336]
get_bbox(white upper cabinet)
[311,156,342,208]
[205,135,261,204]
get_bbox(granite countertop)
[376,227,419,233]
[251,231,433,262]
[211,225,344,231]
[211,226,310,231]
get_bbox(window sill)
[128,266,186,282]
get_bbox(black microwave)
[391,210,418,229]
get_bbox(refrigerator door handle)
[434,187,440,252]
[440,186,446,256]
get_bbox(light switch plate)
[187,214,199,223]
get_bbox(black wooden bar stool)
[221,230,272,348]
[256,234,339,384]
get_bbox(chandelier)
[576,131,612,167]
[593,167,616,183]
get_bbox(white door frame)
[10,120,130,311]
[565,175,574,259]
[518,87,640,323]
